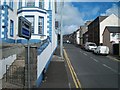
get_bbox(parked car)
[85,42,97,51]
[93,46,109,55]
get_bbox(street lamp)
[60,0,64,59]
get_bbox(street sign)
[18,16,31,39]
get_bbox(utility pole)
[119,41,120,58]
[60,0,64,59]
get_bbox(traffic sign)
[18,16,31,39]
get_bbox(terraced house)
[0,0,58,88]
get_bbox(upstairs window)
[9,0,13,9]
[25,16,34,34]
[39,0,44,9]
[38,16,44,34]
[10,20,14,37]
[19,0,22,9]
[26,0,35,7]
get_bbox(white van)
[93,46,109,55]
[85,42,97,51]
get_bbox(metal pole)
[60,0,64,59]
[27,40,30,88]
[119,41,120,58]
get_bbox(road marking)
[93,58,99,62]
[83,53,87,56]
[80,51,82,53]
[63,49,82,89]
[102,64,117,73]
[90,57,99,62]
[107,56,120,62]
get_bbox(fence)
[6,65,25,87]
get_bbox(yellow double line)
[63,49,82,89]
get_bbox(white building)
[0,0,58,87]
[1,0,18,43]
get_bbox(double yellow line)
[63,49,82,89]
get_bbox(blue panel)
[2,38,15,43]
[3,5,8,39]
[47,10,52,42]
[22,28,30,36]
[17,39,41,44]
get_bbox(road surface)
[64,44,120,88]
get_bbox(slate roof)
[106,26,120,33]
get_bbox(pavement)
[39,46,71,88]
[40,55,69,88]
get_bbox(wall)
[103,28,113,54]
[76,30,80,45]
[0,54,16,79]
[7,2,18,40]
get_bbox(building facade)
[0,0,57,44]
[0,0,58,87]
[88,16,108,45]
[1,0,18,43]
[88,14,120,46]
[103,26,120,54]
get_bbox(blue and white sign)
[18,16,31,39]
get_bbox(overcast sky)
[56,1,120,35]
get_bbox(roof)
[99,16,108,22]
[106,26,120,33]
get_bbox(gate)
[6,65,25,87]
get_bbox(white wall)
[37,0,57,79]
[37,43,52,79]
[8,1,18,40]
[76,31,80,45]
[51,0,57,51]
[0,54,16,79]
[100,14,120,44]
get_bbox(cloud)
[101,3,120,17]
[56,2,84,35]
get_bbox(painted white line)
[102,64,117,73]
[83,53,87,56]
[93,58,99,62]
[80,51,82,53]
[90,57,99,62]
[107,56,120,62]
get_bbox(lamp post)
[60,0,64,59]
[119,41,120,59]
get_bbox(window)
[19,0,22,9]
[26,0,35,7]
[25,16,34,34]
[117,33,120,39]
[38,17,44,34]
[10,20,14,37]
[9,0,13,9]
[39,0,44,9]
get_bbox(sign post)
[18,16,31,88]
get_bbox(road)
[64,44,120,88]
